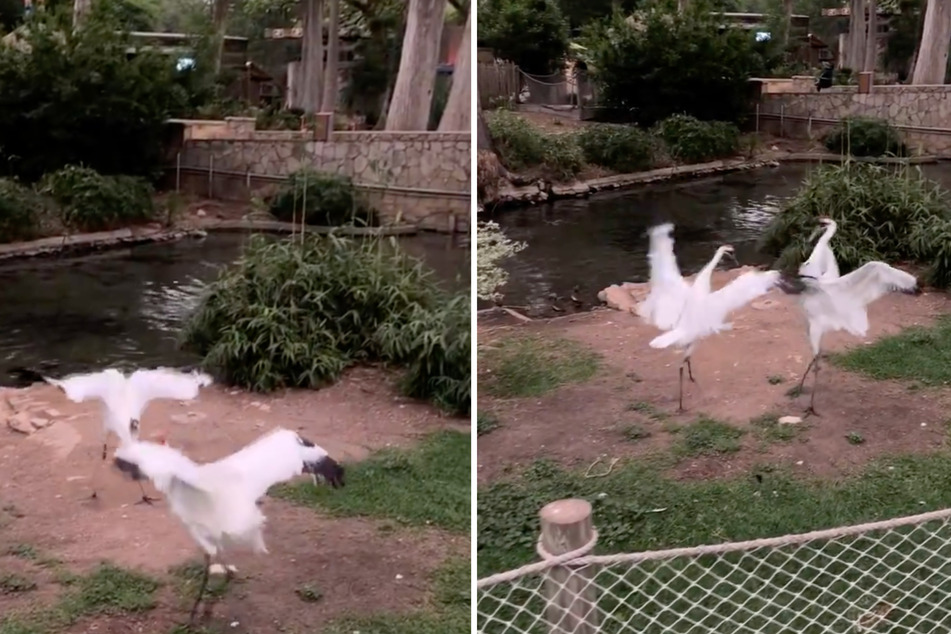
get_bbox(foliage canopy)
[478,0,570,74]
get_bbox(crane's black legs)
[805,355,821,417]
[677,356,697,413]
[134,481,160,506]
[188,553,212,625]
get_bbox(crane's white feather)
[650,270,780,349]
[112,428,344,557]
[636,223,690,330]
[799,220,840,281]
[44,367,212,443]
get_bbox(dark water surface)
[0,231,469,386]
[491,162,951,315]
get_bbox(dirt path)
[0,366,468,632]
[478,268,951,483]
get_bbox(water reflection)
[0,231,469,385]
[491,162,951,315]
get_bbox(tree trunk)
[912,0,951,83]
[848,0,866,71]
[385,0,446,130]
[907,2,927,80]
[321,0,341,112]
[301,0,325,114]
[781,0,794,48]
[73,0,91,26]
[438,6,470,131]
[864,0,878,71]
[211,0,230,73]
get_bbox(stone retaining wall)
[758,85,951,155]
[170,119,471,232]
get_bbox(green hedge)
[823,117,907,158]
[40,166,154,232]
[268,169,378,227]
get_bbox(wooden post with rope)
[539,498,600,634]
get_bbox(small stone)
[30,417,51,430]
[778,416,802,425]
[395,574,403,580]
[209,563,228,575]
[196,209,207,217]
[43,408,61,418]
[7,413,33,434]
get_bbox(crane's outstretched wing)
[650,270,779,349]
[113,440,209,497]
[127,368,212,414]
[821,261,917,308]
[44,369,123,403]
[210,428,345,501]
[636,223,691,330]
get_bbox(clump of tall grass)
[181,234,470,416]
[759,162,951,287]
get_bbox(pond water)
[0,231,469,386]
[490,162,951,316]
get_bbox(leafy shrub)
[40,166,153,231]
[654,115,741,163]
[823,117,907,157]
[0,7,195,182]
[577,123,656,172]
[759,162,951,286]
[485,110,546,170]
[478,0,570,74]
[477,220,527,302]
[583,4,768,126]
[486,110,583,178]
[268,170,377,227]
[0,178,52,242]
[182,235,470,415]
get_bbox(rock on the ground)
[29,417,51,430]
[7,412,34,434]
[598,282,642,313]
[778,415,803,425]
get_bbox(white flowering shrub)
[477,220,527,302]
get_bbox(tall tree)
[912,0,951,83]
[385,0,445,130]
[848,0,866,70]
[321,0,341,111]
[438,4,469,131]
[211,0,230,71]
[301,0,325,113]
[863,0,877,71]
[74,0,92,25]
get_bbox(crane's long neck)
[815,222,837,250]
[693,247,727,294]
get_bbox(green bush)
[0,178,52,242]
[577,123,656,172]
[0,6,196,182]
[823,117,908,157]
[758,162,951,286]
[583,4,768,126]
[486,110,583,178]
[654,115,741,163]
[182,235,470,415]
[268,169,377,227]
[40,166,153,231]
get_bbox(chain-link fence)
[478,499,951,634]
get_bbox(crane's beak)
[725,250,739,267]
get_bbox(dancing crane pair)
[636,218,920,414]
[42,367,344,624]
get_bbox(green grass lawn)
[479,335,600,398]
[835,315,951,384]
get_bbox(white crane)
[780,217,919,415]
[112,428,345,623]
[44,367,213,504]
[636,223,780,411]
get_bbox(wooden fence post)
[539,498,600,634]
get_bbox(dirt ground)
[0,366,468,632]
[478,268,951,483]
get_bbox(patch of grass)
[6,544,37,560]
[835,317,951,385]
[477,411,501,437]
[846,432,866,445]
[0,574,36,594]
[480,335,600,398]
[274,430,470,533]
[477,452,951,575]
[674,417,745,457]
[767,375,785,385]
[295,584,323,603]
[750,413,804,444]
[622,424,651,442]
[627,401,669,421]
[59,563,160,618]
[323,557,469,634]
[0,617,45,634]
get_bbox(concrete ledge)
[0,220,421,263]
